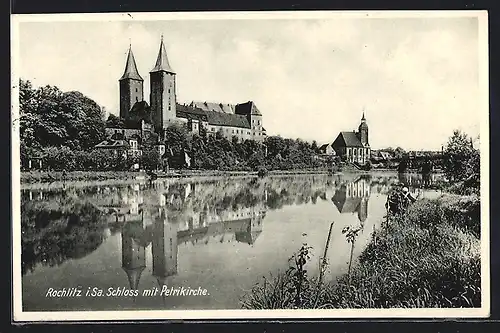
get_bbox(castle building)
[96,36,266,156]
[332,113,370,165]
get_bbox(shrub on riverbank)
[322,196,480,308]
[241,194,481,309]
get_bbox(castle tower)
[150,35,177,134]
[152,207,179,288]
[358,112,369,146]
[119,45,144,120]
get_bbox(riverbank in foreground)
[241,193,481,309]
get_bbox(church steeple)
[151,35,175,74]
[120,45,143,81]
[358,111,369,147]
[150,35,177,132]
[119,44,144,119]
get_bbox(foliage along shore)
[20,168,335,184]
[240,193,481,309]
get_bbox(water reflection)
[20,172,445,310]
[331,175,371,226]
[92,183,268,294]
[21,173,445,277]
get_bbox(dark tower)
[119,45,144,120]
[152,207,179,288]
[121,221,146,294]
[358,112,369,146]
[150,35,177,134]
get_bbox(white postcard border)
[10,10,491,322]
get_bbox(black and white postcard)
[11,10,490,321]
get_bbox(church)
[331,113,371,165]
[96,36,267,157]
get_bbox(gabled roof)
[319,143,332,151]
[235,101,262,116]
[176,103,209,122]
[191,101,236,114]
[120,46,143,81]
[204,110,250,128]
[95,139,131,149]
[151,37,175,74]
[177,102,253,128]
[334,131,363,147]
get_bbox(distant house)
[94,138,132,158]
[332,113,370,165]
[379,151,392,160]
[371,150,393,161]
[318,143,336,156]
[95,120,162,159]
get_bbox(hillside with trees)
[19,79,328,172]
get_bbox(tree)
[311,140,319,153]
[164,123,189,156]
[444,130,479,184]
[106,114,126,128]
[19,79,107,152]
[394,147,406,159]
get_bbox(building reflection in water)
[121,214,147,300]
[331,176,371,227]
[152,198,179,288]
[114,182,267,301]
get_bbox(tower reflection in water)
[117,182,266,304]
[330,176,372,276]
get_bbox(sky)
[14,12,486,151]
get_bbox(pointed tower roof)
[123,265,146,290]
[120,45,144,81]
[359,111,368,129]
[151,35,175,74]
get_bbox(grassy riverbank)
[20,170,140,184]
[20,169,331,184]
[241,193,481,309]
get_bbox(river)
[20,171,443,311]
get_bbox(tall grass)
[241,194,481,309]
